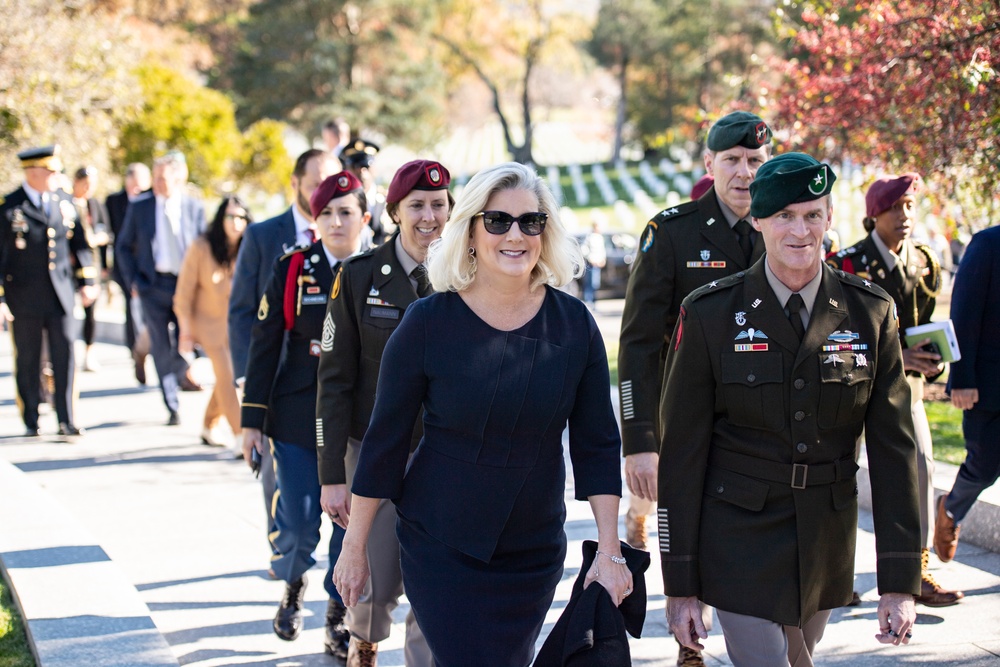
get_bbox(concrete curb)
[0,460,179,667]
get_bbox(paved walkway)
[1,297,999,666]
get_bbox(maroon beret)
[310,171,364,219]
[691,174,715,200]
[865,173,922,218]
[386,160,450,204]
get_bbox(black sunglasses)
[475,211,547,236]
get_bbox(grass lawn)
[926,400,966,465]
[0,578,34,667]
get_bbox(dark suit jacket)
[948,226,1000,411]
[659,261,921,626]
[0,186,94,317]
[316,235,422,485]
[115,191,205,294]
[228,207,297,379]
[618,186,766,456]
[106,189,131,285]
[241,241,336,448]
[534,541,650,667]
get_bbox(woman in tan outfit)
[174,196,251,450]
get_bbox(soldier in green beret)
[660,153,921,665]
[618,110,772,666]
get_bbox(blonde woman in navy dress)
[334,162,631,666]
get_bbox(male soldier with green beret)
[618,110,771,666]
[660,153,920,666]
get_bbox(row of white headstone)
[546,159,704,216]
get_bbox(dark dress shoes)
[24,427,40,437]
[167,411,181,426]
[324,598,350,660]
[273,576,307,641]
[133,350,147,385]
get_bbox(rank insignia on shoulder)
[735,328,768,341]
[709,281,719,288]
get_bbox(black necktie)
[410,265,433,298]
[734,219,754,265]
[786,293,806,341]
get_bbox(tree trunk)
[612,53,629,163]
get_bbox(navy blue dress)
[352,286,622,667]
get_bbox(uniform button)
[48,240,55,247]
[49,253,56,259]
[48,263,55,270]
[716,485,725,494]
[797,442,808,453]
[794,378,805,390]
[794,410,806,421]
[747,374,756,383]
[47,228,55,238]
[844,374,853,383]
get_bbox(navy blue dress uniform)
[1,146,96,434]
[618,112,771,458]
[351,288,622,667]
[658,155,920,654]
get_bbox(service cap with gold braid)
[749,152,837,219]
[341,139,380,170]
[17,145,63,172]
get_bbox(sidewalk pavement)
[1,297,999,666]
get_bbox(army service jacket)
[826,234,940,337]
[658,260,921,626]
[0,187,95,317]
[618,187,765,456]
[241,241,336,449]
[315,235,422,485]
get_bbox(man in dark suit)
[935,225,1000,562]
[661,153,921,665]
[115,151,205,425]
[0,145,98,437]
[106,162,152,384]
[618,111,772,666]
[228,147,339,574]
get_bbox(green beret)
[749,152,837,218]
[707,111,772,151]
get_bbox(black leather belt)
[709,448,858,489]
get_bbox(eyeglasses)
[475,211,547,236]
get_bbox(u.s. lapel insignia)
[706,217,716,226]
[735,311,746,326]
[824,354,845,366]
[855,353,868,367]
[828,298,838,308]
[381,264,391,275]
[751,298,762,309]
[257,294,269,320]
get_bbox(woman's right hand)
[333,537,370,607]
[241,428,264,468]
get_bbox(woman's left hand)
[584,549,634,607]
